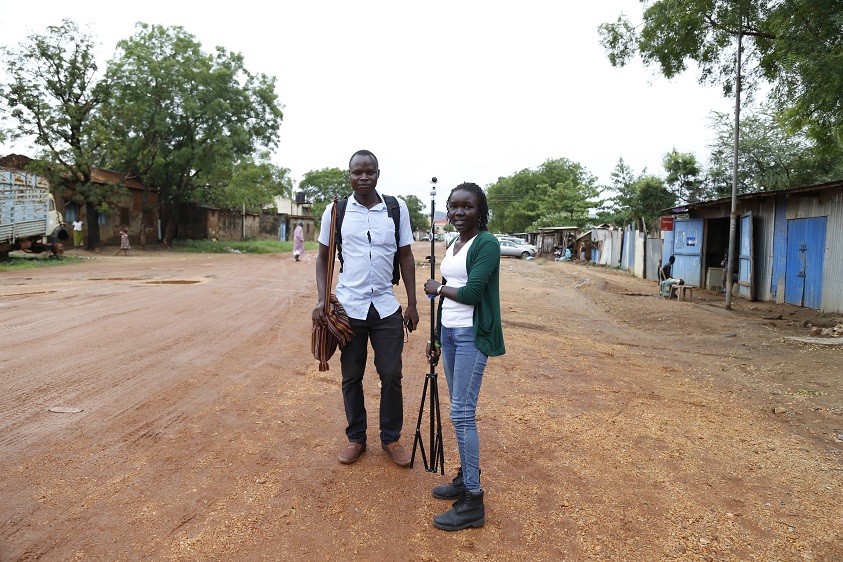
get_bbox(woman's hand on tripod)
[424,279,443,298]
[426,340,441,366]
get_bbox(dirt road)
[1,244,841,561]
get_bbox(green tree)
[298,167,350,202]
[602,158,675,229]
[599,0,843,158]
[102,23,283,246]
[398,194,428,233]
[705,105,843,196]
[663,149,704,204]
[1,19,120,250]
[196,151,292,211]
[764,0,843,156]
[299,167,350,229]
[487,158,600,233]
[632,175,675,229]
[599,157,637,226]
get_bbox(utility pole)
[725,23,742,310]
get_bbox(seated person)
[660,276,685,297]
[659,256,684,297]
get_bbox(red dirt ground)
[1,242,841,561]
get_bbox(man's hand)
[312,303,327,327]
[403,303,420,332]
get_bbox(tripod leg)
[411,374,430,469]
[428,374,437,471]
[434,380,445,474]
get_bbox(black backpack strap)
[335,195,349,273]
[383,195,402,285]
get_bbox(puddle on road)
[88,277,202,285]
[1,291,59,297]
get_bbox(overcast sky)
[0,0,737,208]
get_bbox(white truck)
[0,167,68,260]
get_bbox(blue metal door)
[671,219,704,286]
[785,217,827,309]
[739,213,754,300]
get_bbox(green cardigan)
[436,230,506,357]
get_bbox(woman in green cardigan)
[424,182,505,531]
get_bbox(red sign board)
[660,217,675,231]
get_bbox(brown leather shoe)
[382,441,411,467]
[338,442,365,464]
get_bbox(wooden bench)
[673,285,694,301]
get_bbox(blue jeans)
[440,326,488,492]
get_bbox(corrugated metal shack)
[665,180,843,313]
[536,226,578,257]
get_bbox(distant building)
[274,192,314,242]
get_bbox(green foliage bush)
[171,239,318,254]
[0,253,83,271]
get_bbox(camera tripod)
[411,177,445,474]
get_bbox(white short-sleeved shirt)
[440,235,477,328]
[318,192,414,320]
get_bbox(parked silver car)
[498,239,537,259]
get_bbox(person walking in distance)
[293,221,305,261]
[312,150,419,467]
[119,230,131,256]
[424,182,505,531]
[72,219,84,249]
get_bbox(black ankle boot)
[432,467,464,499]
[432,467,481,500]
[433,488,485,531]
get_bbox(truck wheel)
[51,243,65,256]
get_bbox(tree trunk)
[85,201,101,251]
[139,187,149,250]
[161,204,176,249]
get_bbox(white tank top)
[440,236,477,328]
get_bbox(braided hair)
[446,182,489,231]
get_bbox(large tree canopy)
[102,23,284,245]
[1,19,121,249]
[705,104,843,197]
[487,158,601,233]
[599,0,843,157]
[298,167,350,202]
[196,151,292,211]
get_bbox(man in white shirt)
[312,150,419,467]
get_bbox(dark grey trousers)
[340,304,404,444]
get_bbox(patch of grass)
[0,253,83,272]
[171,239,319,254]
